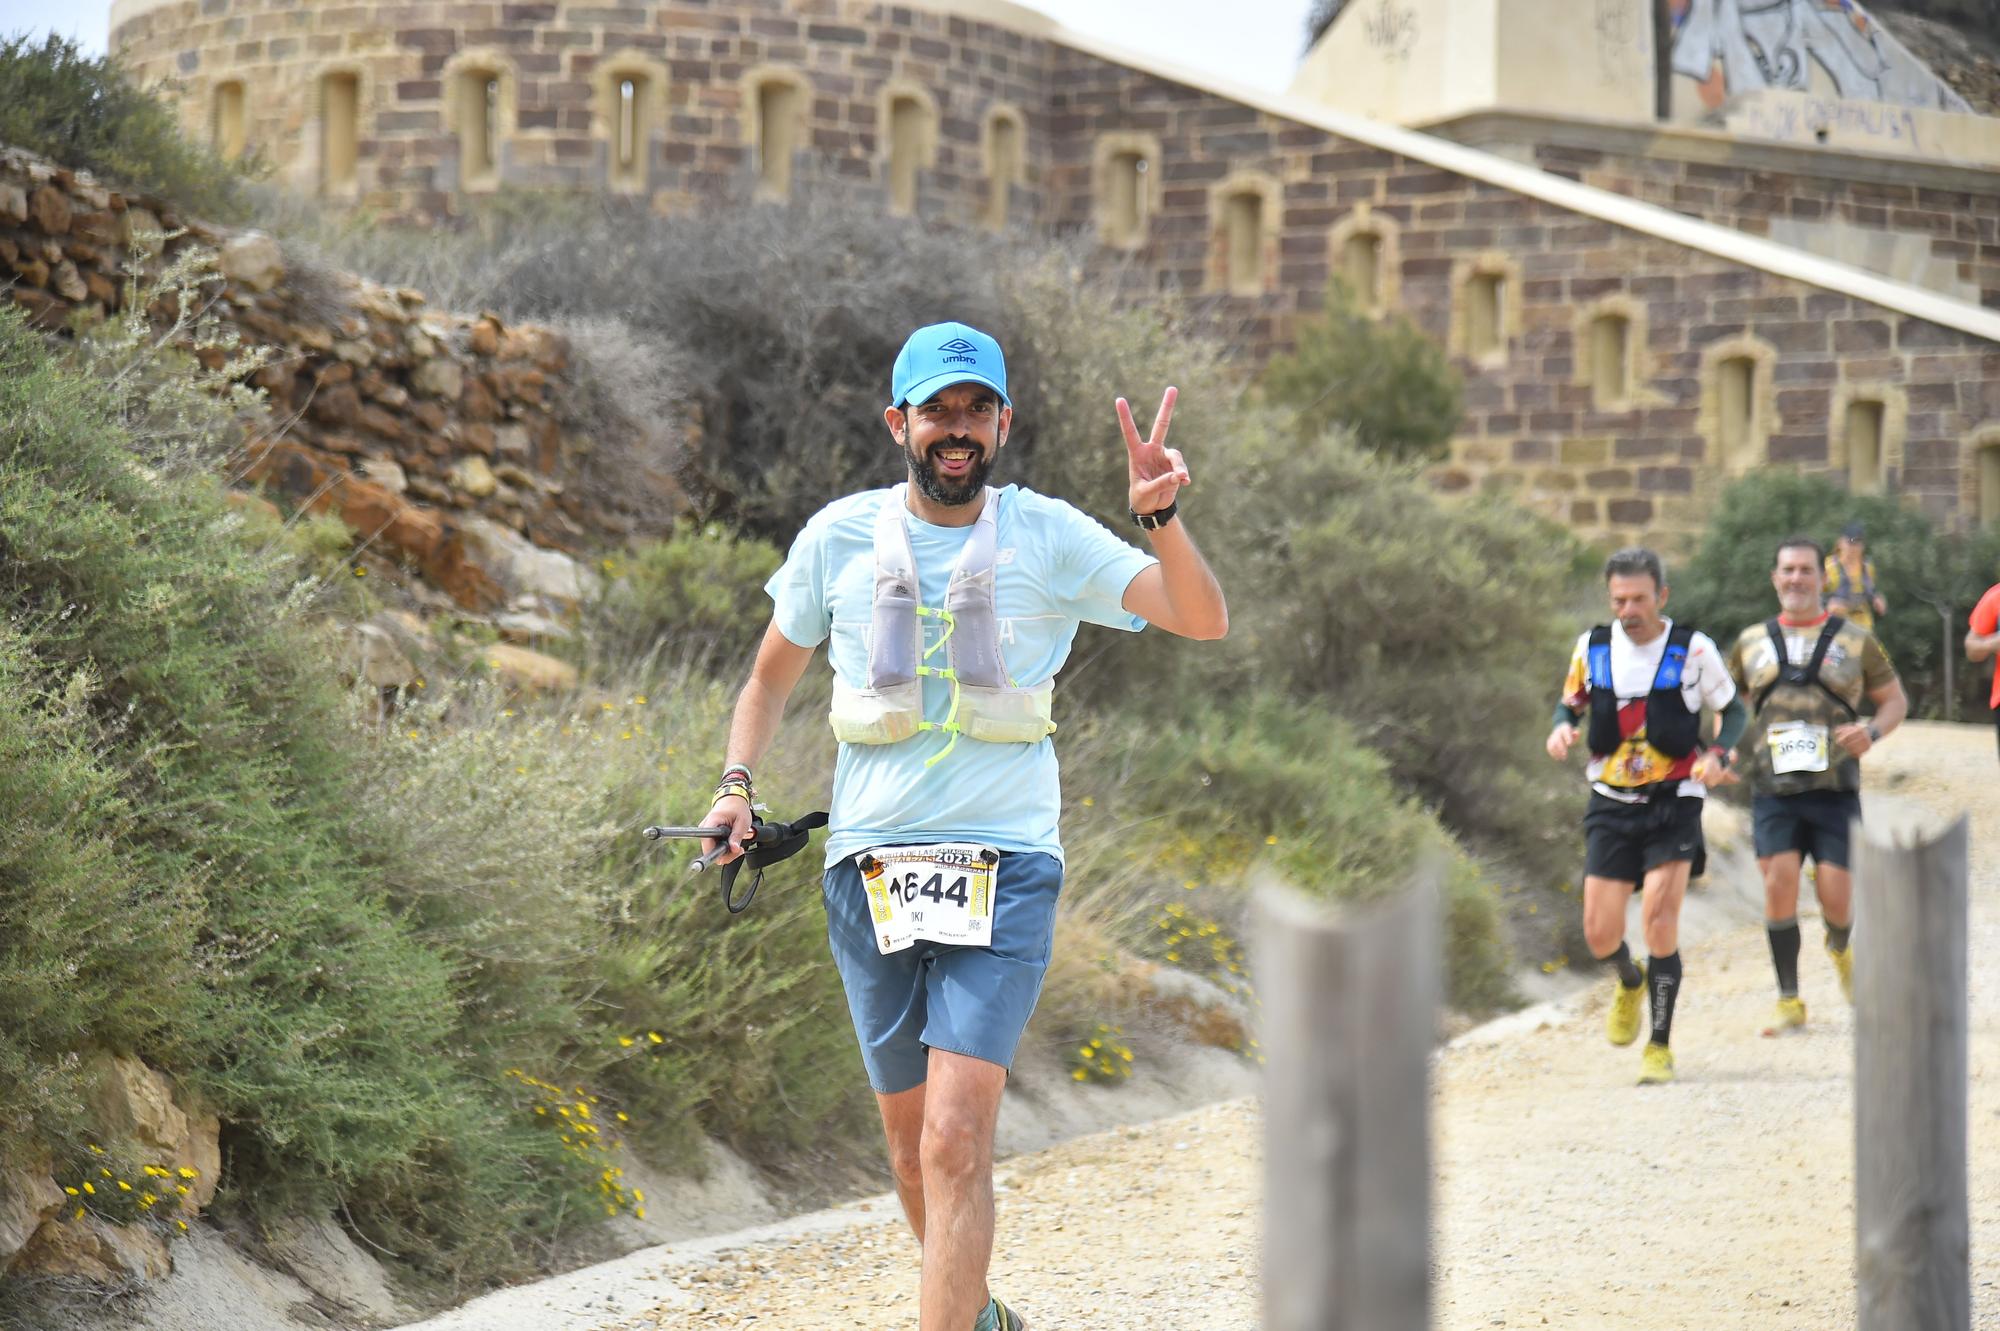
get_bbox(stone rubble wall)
[0,143,678,613]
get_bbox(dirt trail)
[399,720,1999,1331]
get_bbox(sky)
[1,0,1320,92]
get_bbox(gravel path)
[400,719,1998,1331]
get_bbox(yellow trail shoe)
[1828,944,1854,1003]
[1606,969,1646,1047]
[1761,995,1808,1037]
[1637,1042,1675,1085]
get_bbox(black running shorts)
[1751,789,1862,869]
[1583,792,1706,884]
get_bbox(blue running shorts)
[821,849,1063,1095]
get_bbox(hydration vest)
[826,485,1056,753]
[1825,559,1876,612]
[1585,622,1701,761]
[1752,616,1858,719]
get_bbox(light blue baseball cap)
[890,321,1011,409]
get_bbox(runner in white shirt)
[1548,547,1745,1085]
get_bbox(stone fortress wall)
[104,0,2000,549]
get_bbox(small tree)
[1258,282,1463,460]
[0,34,259,218]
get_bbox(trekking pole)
[639,812,829,914]
[640,824,733,873]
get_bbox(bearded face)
[903,432,995,507]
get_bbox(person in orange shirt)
[1965,578,2000,760]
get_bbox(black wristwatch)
[1865,722,1882,743]
[1131,498,1178,530]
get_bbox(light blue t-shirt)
[767,484,1156,867]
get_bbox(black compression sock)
[1603,940,1643,989]
[1826,921,1852,953]
[1647,951,1683,1046]
[1767,918,1802,997]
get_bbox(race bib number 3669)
[856,843,999,955]
[1767,719,1831,775]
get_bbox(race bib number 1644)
[856,843,999,955]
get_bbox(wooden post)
[1257,871,1438,1331]
[1854,815,1969,1331]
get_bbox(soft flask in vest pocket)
[829,680,925,744]
[958,682,1057,743]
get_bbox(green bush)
[0,304,586,1279]
[0,293,903,1287]
[0,34,257,219]
[586,525,785,671]
[1258,282,1464,459]
[1059,696,1515,1012]
[0,637,201,1162]
[1671,469,2000,718]
[1198,414,1589,879]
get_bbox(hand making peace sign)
[1117,386,1192,518]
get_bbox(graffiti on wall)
[1595,0,1642,84]
[1668,0,1972,113]
[1362,0,1419,65]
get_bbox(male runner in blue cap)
[702,321,1227,1330]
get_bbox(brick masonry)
[108,0,2000,551]
[1524,139,2000,316]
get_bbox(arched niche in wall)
[1829,383,1907,497]
[879,82,939,217]
[1207,172,1281,298]
[441,51,518,193]
[743,65,812,202]
[316,65,366,198]
[1959,424,2000,530]
[1450,251,1521,367]
[594,52,669,194]
[1092,132,1161,251]
[1697,334,1781,475]
[1572,293,1658,413]
[210,79,248,161]
[982,105,1027,230]
[1326,204,1400,314]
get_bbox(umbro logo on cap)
[938,336,980,365]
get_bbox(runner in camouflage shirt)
[1724,536,1906,1037]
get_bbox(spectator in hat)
[1824,521,1885,631]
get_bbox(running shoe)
[1828,943,1853,1003]
[1637,1042,1675,1085]
[1606,967,1646,1046]
[1761,995,1808,1037]
[991,1297,1029,1331]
